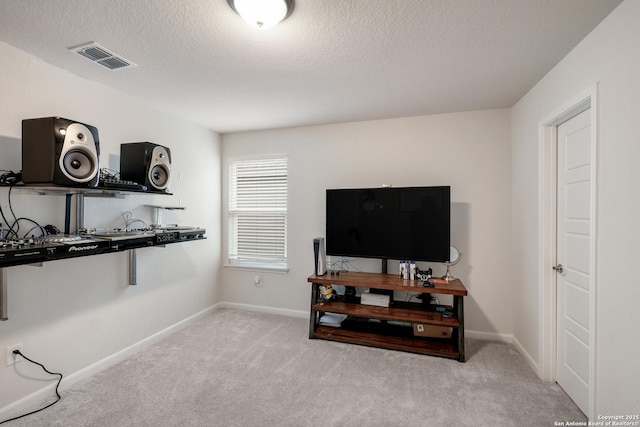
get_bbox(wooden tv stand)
[307,271,467,362]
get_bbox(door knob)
[553,264,564,274]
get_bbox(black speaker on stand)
[21,117,100,187]
[120,142,171,192]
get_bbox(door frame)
[537,84,598,417]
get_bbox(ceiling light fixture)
[227,0,295,29]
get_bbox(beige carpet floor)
[2,308,587,426]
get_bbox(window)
[228,156,288,270]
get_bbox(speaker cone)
[149,164,169,189]
[62,149,96,180]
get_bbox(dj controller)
[0,226,206,268]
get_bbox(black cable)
[0,350,63,425]
[0,195,15,239]
[7,218,44,239]
[22,224,47,238]
[43,224,60,235]
[99,168,120,181]
[1,178,47,240]
[7,185,19,238]
[0,182,45,239]
[0,170,21,186]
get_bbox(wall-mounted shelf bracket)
[1,268,7,321]
[129,249,137,286]
[146,205,186,227]
[76,194,84,232]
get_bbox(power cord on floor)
[0,350,63,425]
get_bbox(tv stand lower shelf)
[307,271,467,362]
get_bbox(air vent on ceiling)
[70,42,137,71]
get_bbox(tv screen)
[326,186,450,262]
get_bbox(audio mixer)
[0,227,205,268]
[0,235,110,268]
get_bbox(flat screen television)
[326,186,450,263]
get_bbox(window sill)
[224,263,289,273]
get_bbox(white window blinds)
[228,157,287,268]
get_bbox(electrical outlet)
[6,343,23,366]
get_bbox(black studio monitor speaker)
[120,142,171,192]
[21,117,100,187]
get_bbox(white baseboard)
[0,304,220,420]
[465,329,513,343]
[511,335,539,376]
[62,305,220,387]
[1,302,542,421]
[465,330,540,376]
[218,301,308,319]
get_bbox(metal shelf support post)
[129,249,137,286]
[1,268,7,321]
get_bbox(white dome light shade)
[228,0,294,29]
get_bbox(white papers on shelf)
[361,292,390,307]
[319,313,348,328]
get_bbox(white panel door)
[556,108,592,416]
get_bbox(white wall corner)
[512,335,540,377]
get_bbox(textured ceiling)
[0,0,622,133]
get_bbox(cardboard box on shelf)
[412,323,452,338]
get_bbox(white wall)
[0,42,221,410]
[221,109,513,338]
[511,0,639,415]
